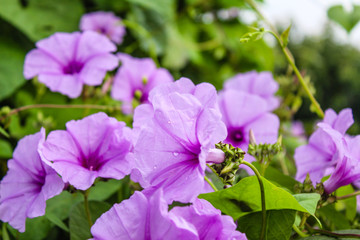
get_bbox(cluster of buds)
[209,142,245,186]
[247,130,282,165]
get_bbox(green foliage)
[238,210,296,240]
[69,201,111,240]
[303,229,360,239]
[327,5,360,33]
[280,24,291,47]
[199,176,309,220]
[253,162,298,191]
[0,0,84,42]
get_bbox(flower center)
[63,61,84,74]
[81,153,102,171]
[229,128,244,144]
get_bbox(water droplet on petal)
[167,120,171,124]
[173,152,179,156]
[153,165,158,170]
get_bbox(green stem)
[275,33,324,118]
[83,189,92,228]
[0,104,121,122]
[336,190,360,201]
[204,176,218,192]
[241,160,266,240]
[306,223,360,238]
[244,0,324,119]
[292,224,309,238]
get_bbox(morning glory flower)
[79,11,126,44]
[91,190,246,240]
[38,112,133,190]
[131,78,227,203]
[318,123,360,194]
[0,129,64,232]
[91,190,198,240]
[295,108,354,183]
[111,53,174,114]
[24,31,118,98]
[218,89,279,161]
[171,198,248,240]
[224,71,279,111]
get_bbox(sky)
[255,0,360,48]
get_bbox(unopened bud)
[249,129,256,145]
[206,148,225,164]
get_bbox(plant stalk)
[204,176,218,192]
[83,189,93,228]
[0,104,121,122]
[241,160,266,240]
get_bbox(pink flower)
[80,11,126,44]
[224,71,279,111]
[111,53,174,114]
[218,89,279,162]
[131,78,227,203]
[0,129,64,232]
[295,108,354,183]
[24,31,118,98]
[38,112,133,190]
[91,190,246,240]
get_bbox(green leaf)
[280,24,291,47]
[335,184,357,221]
[125,0,175,21]
[317,204,351,230]
[0,0,84,41]
[46,191,83,221]
[0,28,27,101]
[253,162,298,191]
[2,223,10,240]
[293,193,322,227]
[45,212,69,232]
[199,176,307,220]
[88,179,123,201]
[327,5,360,33]
[7,216,52,240]
[69,201,111,240]
[0,126,10,138]
[0,139,12,159]
[238,209,296,240]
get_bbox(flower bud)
[206,148,225,164]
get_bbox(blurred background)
[0,0,359,160]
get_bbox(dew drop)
[167,120,171,124]
[173,152,179,156]
[153,165,158,170]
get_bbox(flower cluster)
[219,71,280,163]
[3,8,360,240]
[295,108,360,194]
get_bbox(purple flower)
[318,123,360,194]
[171,198,248,240]
[38,112,133,190]
[111,53,174,114]
[224,71,279,111]
[218,89,279,161]
[295,108,354,183]
[80,11,126,44]
[91,190,198,240]
[91,190,245,240]
[0,129,64,232]
[131,78,227,203]
[24,31,118,98]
